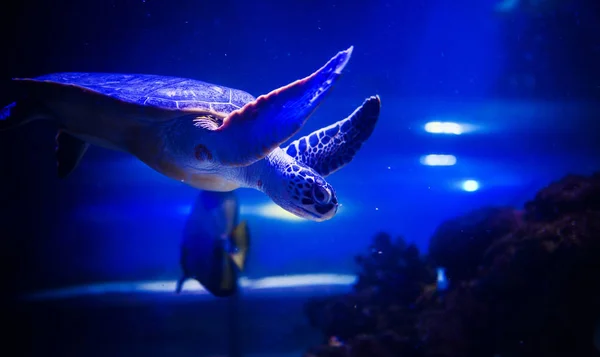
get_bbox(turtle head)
[260,158,339,222]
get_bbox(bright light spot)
[424,121,463,135]
[420,154,457,166]
[241,202,305,222]
[436,267,447,284]
[23,274,358,301]
[495,0,520,13]
[178,202,306,222]
[176,204,192,215]
[436,267,449,291]
[250,274,357,289]
[462,180,480,192]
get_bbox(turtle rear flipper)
[1,98,90,178]
[55,131,90,178]
[199,46,353,167]
[0,99,51,131]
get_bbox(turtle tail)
[0,100,49,131]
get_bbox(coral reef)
[428,206,522,282]
[304,232,434,357]
[304,172,600,357]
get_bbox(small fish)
[175,190,250,297]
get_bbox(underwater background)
[1,0,599,356]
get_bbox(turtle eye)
[312,184,332,205]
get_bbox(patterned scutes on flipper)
[284,95,381,177]
[25,72,256,113]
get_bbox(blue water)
[1,1,599,356]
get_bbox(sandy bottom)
[16,274,355,357]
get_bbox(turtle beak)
[300,207,321,220]
[311,202,339,222]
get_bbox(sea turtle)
[0,46,381,221]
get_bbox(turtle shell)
[22,72,257,116]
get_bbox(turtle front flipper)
[283,95,381,177]
[201,46,353,167]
